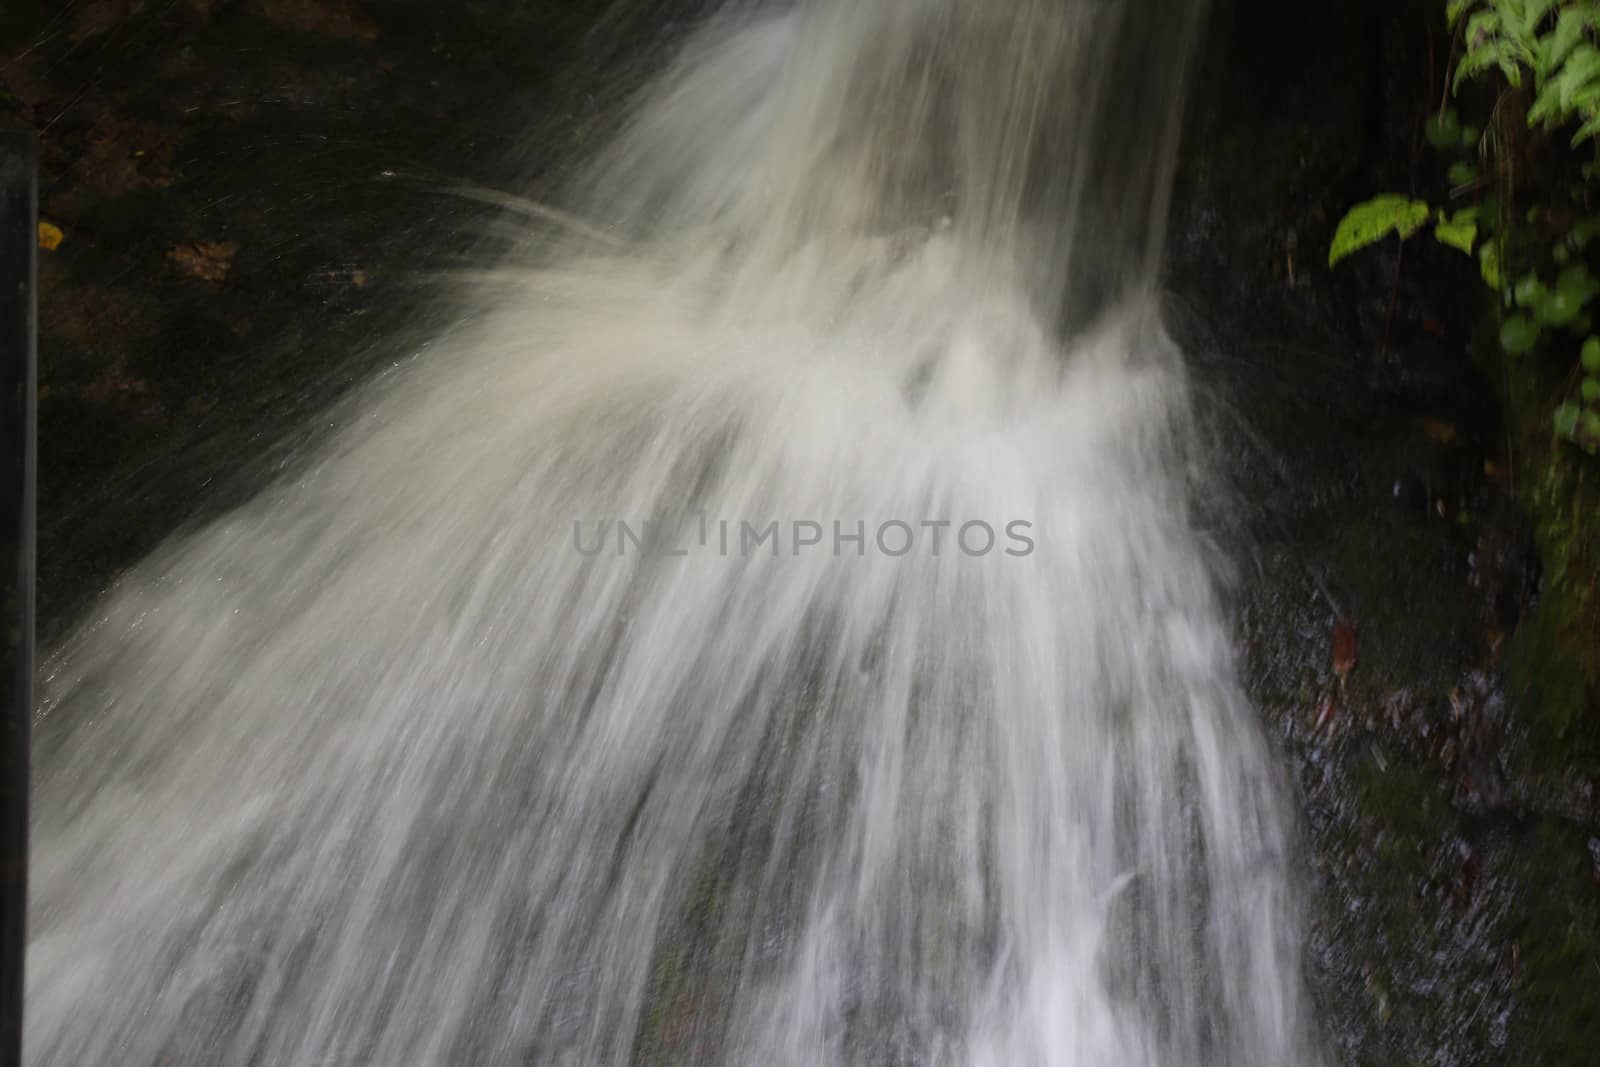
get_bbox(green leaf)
[1501,312,1540,355]
[1554,263,1600,318]
[1447,161,1479,186]
[1480,239,1503,290]
[1582,335,1600,371]
[1570,216,1600,249]
[1426,109,1463,149]
[1583,376,1600,403]
[1447,0,1477,27]
[1329,196,1432,267]
[1537,287,1584,326]
[1434,209,1479,254]
[1581,410,1600,450]
[1516,272,1547,307]
[1555,401,1582,439]
[1558,262,1598,299]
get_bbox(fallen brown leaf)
[261,0,378,41]
[69,0,134,42]
[168,240,240,283]
[1332,617,1357,688]
[1419,417,1459,445]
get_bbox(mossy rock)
[1475,321,1600,776]
[1507,822,1600,1063]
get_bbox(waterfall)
[27,2,1319,1063]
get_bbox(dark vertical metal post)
[0,130,37,1067]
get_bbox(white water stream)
[28,2,1318,1063]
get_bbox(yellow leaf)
[37,221,64,252]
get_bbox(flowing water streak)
[28,1,1319,1063]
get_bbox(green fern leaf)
[1458,40,1513,92]
[1465,9,1501,40]
[1522,0,1557,34]
[1540,7,1591,79]
[1558,44,1600,110]
[1573,108,1600,144]
[1530,77,1564,123]
[1500,53,1527,86]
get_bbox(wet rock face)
[0,0,666,635]
[1177,1,1600,1063]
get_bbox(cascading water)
[26,1,1321,1063]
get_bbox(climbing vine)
[1331,0,1600,453]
